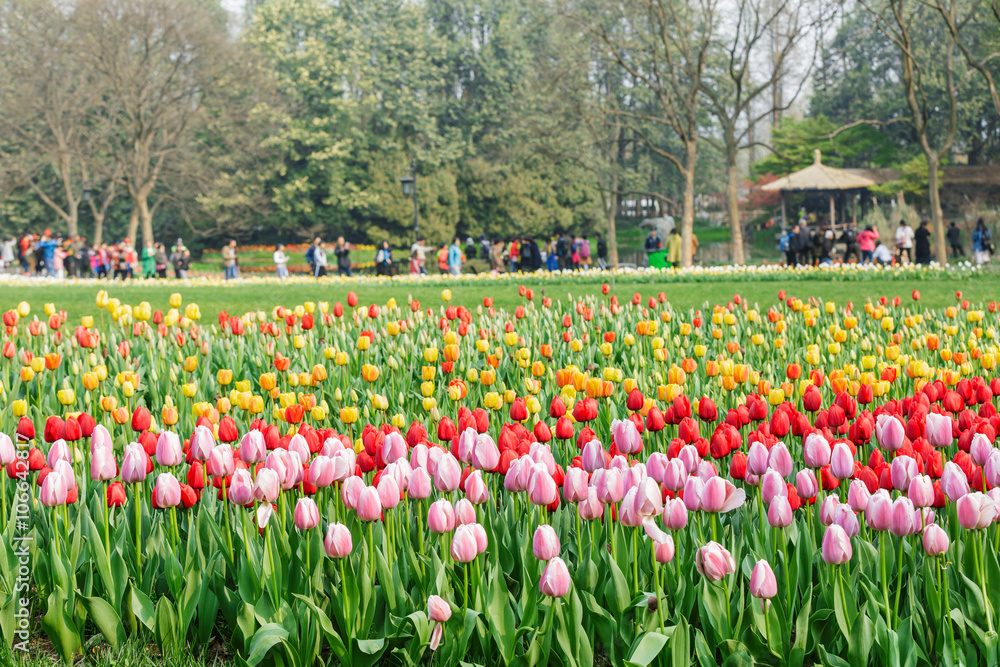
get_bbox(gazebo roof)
[761,150,877,192]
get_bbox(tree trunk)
[127,207,139,245]
[67,201,79,238]
[93,211,104,246]
[726,159,744,265]
[138,195,154,249]
[928,154,947,264]
[680,140,697,268]
[607,177,619,269]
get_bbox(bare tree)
[859,0,957,264]
[701,0,815,264]
[76,0,243,248]
[0,0,119,238]
[595,0,717,268]
[928,0,1000,117]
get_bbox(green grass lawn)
[4,268,997,323]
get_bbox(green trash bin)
[647,249,668,269]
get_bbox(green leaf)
[154,596,179,654]
[847,604,875,666]
[82,596,124,651]
[130,584,156,631]
[245,623,289,666]
[626,630,668,666]
[42,592,82,664]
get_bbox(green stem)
[980,531,995,634]
[780,530,792,615]
[652,541,665,632]
[103,481,112,574]
[942,557,956,662]
[464,562,470,611]
[892,535,904,630]
[721,578,733,631]
[368,522,376,583]
[632,528,639,596]
[134,483,142,586]
[880,534,891,631]
[838,565,852,634]
[223,483,234,564]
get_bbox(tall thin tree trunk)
[726,158,744,265]
[93,212,104,246]
[138,195,154,248]
[127,207,139,244]
[928,154,947,264]
[681,140,697,268]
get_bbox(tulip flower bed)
[3,282,1000,666]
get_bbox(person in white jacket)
[273,244,290,278]
[894,221,914,264]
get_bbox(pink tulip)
[889,497,916,536]
[254,468,280,503]
[503,458,523,493]
[820,495,839,526]
[533,524,561,561]
[464,470,488,505]
[90,425,113,454]
[683,476,705,511]
[472,434,500,471]
[803,433,832,468]
[309,456,335,488]
[875,414,905,452]
[155,431,183,468]
[332,451,354,482]
[925,412,953,448]
[539,556,571,597]
[428,499,456,533]
[324,523,352,558]
[435,453,462,493]
[411,443,431,472]
[922,524,950,556]
[46,439,70,469]
[528,468,558,506]
[768,443,793,478]
[761,470,787,505]
[671,446,695,476]
[51,460,74,491]
[795,469,818,500]
[382,432,408,466]
[294,497,320,530]
[427,595,452,622]
[941,461,971,502]
[632,477,662,517]
[229,469,254,505]
[957,492,997,530]
[454,498,476,525]
[830,443,855,480]
[121,443,147,484]
[154,472,181,508]
[750,559,777,610]
[356,486,382,522]
[970,434,994,467]
[288,434,310,465]
[457,428,477,464]
[866,490,892,531]
[623,464,646,496]
[833,504,860,537]
[0,433,14,466]
[986,451,1000,489]
[618,489,643,527]
[581,439,606,473]
[890,455,917,492]
[207,444,235,478]
[700,477,746,513]
[612,419,642,455]
[91,446,117,482]
[767,496,793,528]
[695,541,736,581]
[662,497,688,530]
[40,471,68,507]
[531,445,556,475]
[239,430,267,464]
[907,474,934,508]
[257,503,275,530]
[592,468,623,505]
[747,442,769,477]
[377,474,401,510]
[408,467,433,500]
[189,425,215,461]
[471,523,488,554]
[847,479,871,512]
[451,524,478,562]
[654,535,675,563]
[646,453,668,484]
[578,488,604,521]
[662,459,687,491]
[563,467,588,503]
[821,524,853,564]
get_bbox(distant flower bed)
[203,243,376,256]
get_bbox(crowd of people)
[778,216,993,267]
[1,232,192,279]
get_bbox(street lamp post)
[399,161,418,242]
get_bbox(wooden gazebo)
[762,149,876,231]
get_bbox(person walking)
[142,241,157,279]
[820,227,836,264]
[596,232,608,269]
[375,241,392,276]
[313,241,328,277]
[665,227,682,267]
[490,239,505,273]
[796,222,813,266]
[839,224,859,263]
[334,238,352,276]
[1,237,15,271]
[36,233,57,276]
[972,218,992,264]
[914,220,932,264]
[448,237,463,276]
[857,225,879,263]
[222,240,238,279]
[155,243,168,278]
[781,226,798,266]
[644,227,661,265]
[274,244,290,278]
[946,222,964,258]
[53,242,67,279]
[410,237,433,274]
[894,221,914,264]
